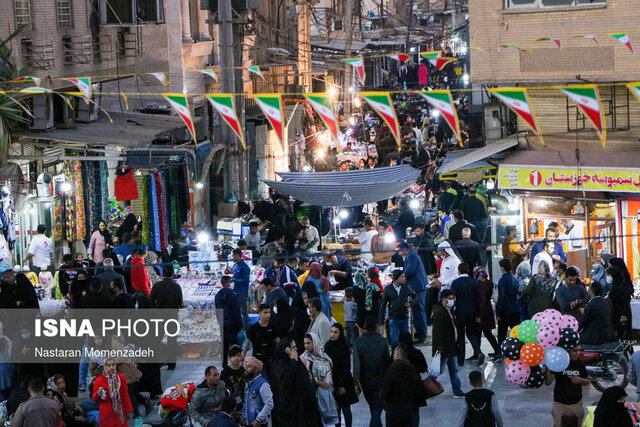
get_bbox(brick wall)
[469,0,640,84]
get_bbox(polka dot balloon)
[560,315,579,332]
[501,337,524,360]
[540,309,563,330]
[506,360,531,385]
[524,365,545,389]
[520,343,545,366]
[531,312,545,323]
[558,328,580,351]
[537,324,561,348]
[518,320,540,344]
[544,346,570,372]
[509,325,520,339]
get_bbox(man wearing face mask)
[321,251,353,290]
[431,289,464,397]
[579,282,616,347]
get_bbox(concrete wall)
[469,0,640,84]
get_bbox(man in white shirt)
[357,218,378,263]
[532,241,555,276]
[436,241,461,289]
[300,216,320,254]
[22,224,53,275]
[560,220,585,252]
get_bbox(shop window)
[14,0,33,30]
[101,0,164,24]
[504,0,605,10]
[56,0,73,28]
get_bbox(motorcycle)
[580,340,635,392]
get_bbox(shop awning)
[437,136,519,175]
[265,165,421,207]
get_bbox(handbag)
[422,374,444,399]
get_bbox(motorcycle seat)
[582,341,621,352]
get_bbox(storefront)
[498,150,640,278]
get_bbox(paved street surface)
[136,330,635,426]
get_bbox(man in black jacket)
[451,263,484,366]
[453,227,481,269]
[378,270,416,349]
[79,278,110,308]
[382,344,421,427]
[149,265,183,309]
[97,258,125,302]
[411,223,437,275]
[431,289,464,397]
[448,210,481,244]
[580,281,617,346]
[354,316,390,427]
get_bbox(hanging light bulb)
[486,178,495,190]
[353,97,361,108]
[332,217,341,225]
[195,182,204,189]
[339,209,349,219]
[61,182,72,192]
[328,86,338,98]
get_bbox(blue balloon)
[544,346,570,372]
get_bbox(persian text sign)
[498,166,640,192]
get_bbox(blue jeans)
[78,362,89,387]
[362,381,383,427]
[411,290,428,339]
[237,293,250,329]
[78,398,99,414]
[388,318,409,348]
[440,356,463,395]
[320,293,332,320]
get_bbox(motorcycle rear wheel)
[590,354,629,392]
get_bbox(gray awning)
[437,136,519,175]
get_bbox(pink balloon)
[506,360,531,385]
[536,325,561,348]
[543,309,562,318]
[531,312,545,323]
[560,315,579,331]
[540,310,563,330]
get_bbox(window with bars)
[62,36,73,64]
[56,0,73,28]
[102,0,164,24]
[14,0,33,30]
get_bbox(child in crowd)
[459,370,503,427]
[343,287,358,346]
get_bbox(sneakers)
[488,353,505,362]
[453,393,466,399]
[477,354,485,366]
[465,356,478,362]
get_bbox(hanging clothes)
[114,168,139,201]
[418,64,429,87]
[141,178,150,246]
[148,174,161,252]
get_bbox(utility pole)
[298,1,312,92]
[218,0,242,199]
[343,0,354,118]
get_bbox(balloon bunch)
[502,309,580,388]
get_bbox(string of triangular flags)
[478,32,634,53]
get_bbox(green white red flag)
[501,44,532,54]
[22,86,74,110]
[206,94,245,148]
[163,93,197,143]
[9,76,40,86]
[303,93,339,145]
[253,94,285,149]
[560,85,606,146]
[149,72,169,86]
[64,77,91,103]
[343,58,366,84]
[360,92,401,150]
[534,37,561,48]
[419,90,462,145]
[626,82,640,105]
[572,35,599,46]
[419,51,456,70]
[387,53,411,63]
[242,66,264,79]
[610,32,634,53]
[490,88,542,142]
[196,69,217,82]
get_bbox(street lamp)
[339,209,349,219]
[486,179,495,190]
[353,97,361,108]
[328,86,338,98]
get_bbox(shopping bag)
[422,374,444,399]
[429,351,442,377]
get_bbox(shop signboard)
[498,166,640,192]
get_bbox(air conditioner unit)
[75,97,98,123]
[29,94,54,130]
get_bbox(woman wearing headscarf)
[593,386,633,427]
[69,269,90,308]
[0,321,12,401]
[92,357,134,426]
[272,297,294,340]
[398,331,428,427]
[607,266,633,340]
[473,267,501,359]
[610,257,634,295]
[144,251,161,285]
[269,338,322,427]
[301,333,339,426]
[591,254,612,295]
[324,324,358,427]
[88,220,113,263]
[291,291,312,354]
[522,260,556,317]
[515,261,531,321]
[306,262,332,319]
[353,267,383,333]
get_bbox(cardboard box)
[217,201,238,218]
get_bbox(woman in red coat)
[92,358,134,426]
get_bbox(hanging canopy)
[264,165,421,207]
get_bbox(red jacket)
[130,257,151,296]
[92,372,133,427]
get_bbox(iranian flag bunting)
[560,85,606,146]
[206,94,245,148]
[243,66,264,79]
[9,76,40,86]
[343,58,366,84]
[360,92,401,150]
[626,82,640,104]
[420,51,456,70]
[534,37,561,48]
[149,72,170,86]
[387,53,411,63]
[610,32,634,53]
[64,77,91,103]
[490,88,542,142]
[163,93,197,142]
[303,93,339,145]
[254,94,285,149]
[572,35,599,46]
[419,90,462,145]
[196,69,218,82]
